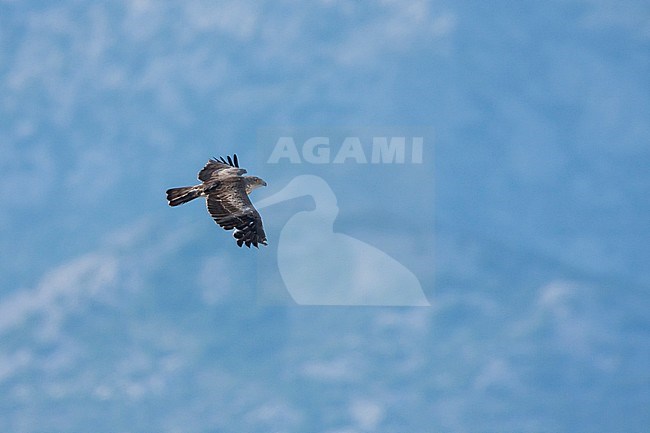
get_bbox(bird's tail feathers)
[166,185,202,206]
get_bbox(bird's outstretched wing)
[198,154,241,182]
[206,180,267,248]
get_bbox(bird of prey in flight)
[166,154,268,248]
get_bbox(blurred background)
[1,1,649,432]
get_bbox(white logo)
[255,175,430,306]
[267,136,424,164]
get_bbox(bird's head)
[244,176,267,194]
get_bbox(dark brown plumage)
[166,154,268,248]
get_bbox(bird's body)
[166,155,268,248]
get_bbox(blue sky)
[1,1,649,432]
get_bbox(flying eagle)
[166,154,268,248]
